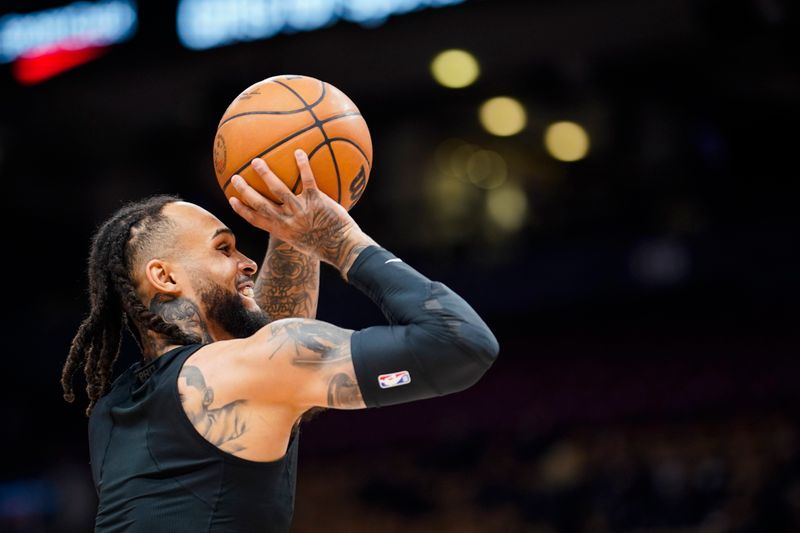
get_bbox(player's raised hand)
[229,150,375,272]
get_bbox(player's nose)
[240,255,257,276]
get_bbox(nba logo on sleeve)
[378,370,411,389]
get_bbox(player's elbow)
[448,320,499,391]
[420,282,499,391]
[350,313,498,408]
[468,320,500,366]
[417,316,499,396]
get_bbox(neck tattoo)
[146,294,213,356]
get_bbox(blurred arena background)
[1,0,798,531]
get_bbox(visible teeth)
[241,287,254,298]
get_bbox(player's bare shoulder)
[180,318,364,418]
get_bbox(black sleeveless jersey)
[88,344,299,532]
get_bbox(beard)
[198,281,269,339]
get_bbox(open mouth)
[237,281,255,298]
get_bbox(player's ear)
[144,259,181,296]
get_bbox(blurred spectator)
[288,413,799,533]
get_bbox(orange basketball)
[213,75,372,211]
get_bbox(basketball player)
[62,150,499,532]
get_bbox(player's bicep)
[250,318,366,410]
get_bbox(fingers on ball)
[251,158,296,203]
[231,175,280,215]
[230,196,274,229]
[294,150,318,191]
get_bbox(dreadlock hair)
[62,195,203,416]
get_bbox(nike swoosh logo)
[385,258,402,264]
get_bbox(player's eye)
[217,244,231,256]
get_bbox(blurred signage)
[1,0,136,84]
[176,0,465,50]
[0,0,137,64]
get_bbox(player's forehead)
[163,201,229,241]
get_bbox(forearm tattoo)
[269,319,364,409]
[255,239,319,321]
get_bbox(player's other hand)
[229,150,374,271]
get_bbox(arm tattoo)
[279,320,350,363]
[269,319,365,409]
[327,373,362,409]
[254,239,319,321]
[179,365,249,453]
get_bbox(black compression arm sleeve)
[348,246,499,408]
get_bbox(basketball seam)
[273,79,343,204]
[220,111,362,192]
[218,109,311,128]
[276,77,329,109]
[218,79,330,128]
[325,137,372,170]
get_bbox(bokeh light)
[434,140,508,189]
[544,121,590,162]
[466,149,507,189]
[434,138,476,179]
[479,97,527,137]
[424,168,481,244]
[486,183,527,231]
[430,49,479,88]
